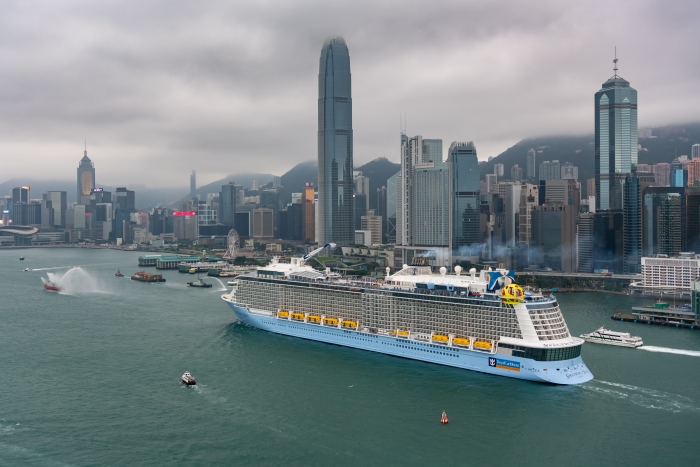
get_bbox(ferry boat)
[580,327,643,348]
[131,271,166,283]
[220,244,593,385]
[181,371,196,385]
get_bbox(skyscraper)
[595,56,638,210]
[692,143,700,160]
[190,171,197,200]
[220,182,236,227]
[526,149,536,181]
[448,142,480,254]
[77,148,95,202]
[317,37,353,246]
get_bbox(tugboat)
[131,271,166,282]
[441,411,449,424]
[115,269,124,277]
[187,275,212,288]
[181,371,196,385]
[44,281,62,292]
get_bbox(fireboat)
[44,281,62,292]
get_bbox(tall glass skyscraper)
[448,142,480,254]
[317,37,353,246]
[77,149,95,202]
[595,64,638,211]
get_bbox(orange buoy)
[441,411,449,424]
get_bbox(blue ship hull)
[226,301,593,385]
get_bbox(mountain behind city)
[3,122,699,208]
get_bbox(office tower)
[636,164,652,173]
[687,159,700,187]
[510,164,523,182]
[361,212,382,245]
[670,158,687,187]
[412,157,449,246]
[398,134,445,246]
[644,193,682,256]
[253,208,274,238]
[539,160,561,181]
[190,171,196,199]
[693,144,700,160]
[353,172,370,210]
[197,200,217,227]
[586,178,596,199]
[504,184,521,248]
[386,172,399,244]
[353,193,367,230]
[11,202,41,225]
[493,163,504,177]
[595,58,638,210]
[593,210,624,273]
[115,187,135,210]
[219,182,236,227]
[530,204,576,272]
[485,174,497,194]
[448,141,480,254]
[46,191,67,227]
[77,148,95,202]
[12,187,29,204]
[652,163,671,187]
[272,176,282,188]
[577,212,595,272]
[561,162,578,180]
[526,149,536,181]
[543,179,581,213]
[622,174,642,273]
[40,197,53,228]
[302,183,315,243]
[518,183,538,246]
[317,37,353,246]
[376,186,387,240]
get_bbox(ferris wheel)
[223,229,240,259]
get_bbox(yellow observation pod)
[323,317,339,325]
[308,315,321,323]
[277,311,289,318]
[501,284,525,304]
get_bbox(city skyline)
[0,1,699,188]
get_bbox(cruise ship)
[221,244,593,385]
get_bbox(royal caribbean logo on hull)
[488,357,520,372]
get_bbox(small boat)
[441,411,449,424]
[115,269,124,277]
[227,280,238,286]
[580,327,643,348]
[188,268,197,274]
[24,267,31,272]
[19,256,24,260]
[187,276,212,288]
[181,371,196,385]
[44,281,62,292]
[131,271,166,282]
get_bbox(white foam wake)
[583,380,700,413]
[45,267,109,295]
[640,346,700,357]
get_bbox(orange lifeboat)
[441,411,448,424]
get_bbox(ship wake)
[639,346,700,357]
[583,380,700,413]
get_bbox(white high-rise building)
[692,143,700,160]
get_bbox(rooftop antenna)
[613,46,619,78]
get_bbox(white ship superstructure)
[221,245,593,385]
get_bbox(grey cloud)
[0,0,699,188]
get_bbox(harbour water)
[2,249,699,466]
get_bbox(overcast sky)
[1,0,699,188]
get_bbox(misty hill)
[480,123,700,197]
[177,173,275,206]
[356,157,401,210]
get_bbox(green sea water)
[1,248,699,466]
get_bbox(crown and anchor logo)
[489,358,496,367]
